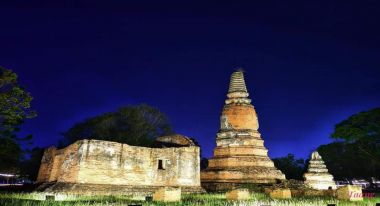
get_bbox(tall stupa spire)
[228,70,248,93]
[201,70,285,191]
[226,70,251,105]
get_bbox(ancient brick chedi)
[201,70,285,191]
[36,135,203,195]
[304,151,337,190]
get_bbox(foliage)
[0,67,36,140]
[20,147,45,181]
[61,104,174,147]
[318,141,380,179]
[0,138,22,173]
[331,108,380,142]
[273,154,306,180]
[331,108,380,166]
[0,67,36,173]
[319,108,380,179]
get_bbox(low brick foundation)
[153,187,181,202]
[269,189,291,199]
[226,189,250,200]
[35,182,204,196]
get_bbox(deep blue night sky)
[1,1,379,159]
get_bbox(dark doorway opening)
[158,160,164,170]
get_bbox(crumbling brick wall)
[37,139,200,187]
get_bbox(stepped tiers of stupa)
[304,151,337,190]
[201,70,285,191]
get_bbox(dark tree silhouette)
[0,138,22,173]
[273,154,306,180]
[331,108,380,166]
[20,147,45,181]
[61,104,174,147]
[318,108,380,179]
[0,67,36,173]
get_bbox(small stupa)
[304,151,337,190]
[201,70,285,191]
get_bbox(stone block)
[264,188,272,194]
[290,189,303,197]
[304,189,325,197]
[324,188,336,197]
[153,187,181,202]
[269,189,291,199]
[336,185,363,201]
[225,189,250,200]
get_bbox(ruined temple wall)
[76,139,200,187]
[36,141,82,183]
[36,147,57,183]
[54,142,81,182]
[37,139,200,187]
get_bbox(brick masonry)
[36,139,203,194]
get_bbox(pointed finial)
[236,67,245,73]
[311,151,322,160]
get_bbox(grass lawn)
[0,192,379,206]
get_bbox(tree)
[331,108,380,165]
[20,147,45,181]
[0,67,36,173]
[318,108,380,179]
[273,154,306,180]
[0,67,36,139]
[318,142,367,179]
[61,104,174,147]
[0,138,22,173]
